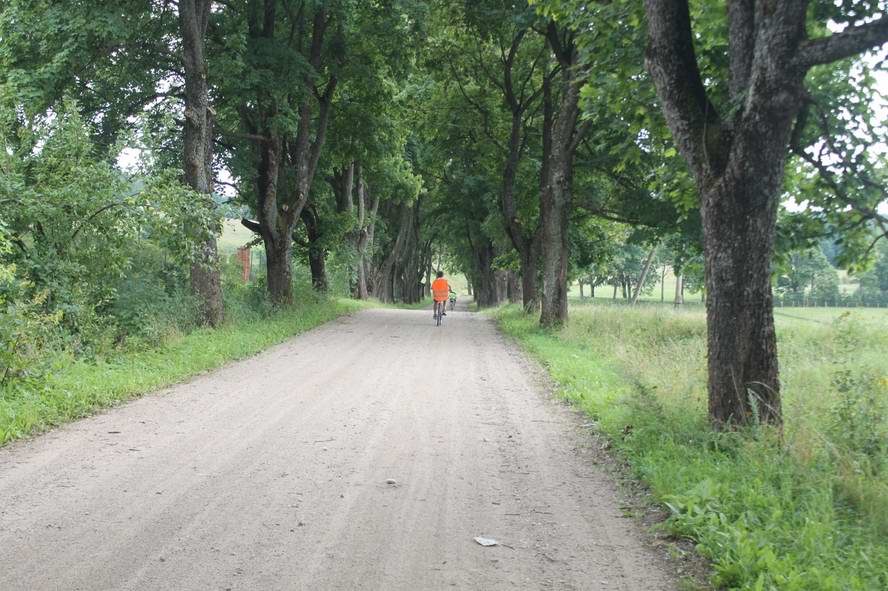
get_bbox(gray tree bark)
[301,206,328,292]
[374,200,423,304]
[539,23,586,328]
[631,245,658,305]
[499,30,543,313]
[180,0,223,327]
[674,270,684,307]
[644,0,888,426]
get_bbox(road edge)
[486,311,712,590]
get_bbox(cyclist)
[431,271,450,320]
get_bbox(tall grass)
[496,304,888,590]
[0,283,374,445]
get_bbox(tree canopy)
[2,0,887,427]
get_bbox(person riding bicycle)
[431,271,451,318]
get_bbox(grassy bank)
[0,295,374,445]
[495,304,888,590]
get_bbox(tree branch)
[241,217,263,234]
[797,16,888,70]
[643,0,719,177]
[448,64,507,153]
[68,202,126,244]
[307,75,337,191]
[727,0,755,98]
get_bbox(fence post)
[237,246,251,284]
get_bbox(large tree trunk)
[242,135,296,306]
[180,0,223,327]
[355,177,379,300]
[240,5,335,306]
[519,247,539,312]
[507,271,521,304]
[700,175,782,425]
[500,95,541,314]
[539,159,571,325]
[302,207,328,292]
[331,162,356,292]
[495,270,508,303]
[308,248,327,292]
[470,237,499,309]
[539,25,584,328]
[674,270,684,306]
[266,240,293,306]
[374,200,421,304]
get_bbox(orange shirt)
[431,278,450,302]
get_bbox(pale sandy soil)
[0,307,676,590]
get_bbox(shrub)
[0,230,61,391]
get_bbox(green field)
[571,266,863,303]
[218,219,258,255]
[569,290,888,331]
[569,267,702,302]
[496,302,888,590]
[772,306,888,327]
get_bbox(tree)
[350,167,380,299]
[225,1,340,305]
[442,1,548,312]
[643,0,888,426]
[538,20,586,327]
[812,265,840,302]
[180,0,223,326]
[858,240,888,301]
[0,103,214,343]
[319,13,422,300]
[1,0,225,326]
[221,1,423,305]
[777,248,833,297]
[0,0,180,151]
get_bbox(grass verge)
[392,298,435,311]
[0,296,375,446]
[495,304,888,591]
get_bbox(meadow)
[496,302,888,590]
[571,267,865,304]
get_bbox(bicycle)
[434,300,445,326]
[449,295,457,311]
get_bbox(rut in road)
[0,307,676,590]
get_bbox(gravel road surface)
[0,307,675,590]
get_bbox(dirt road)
[0,307,675,590]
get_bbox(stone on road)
[0,307,675,590]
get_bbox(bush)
[1,101,218,354]
[109,244,198,348]
[0,230,62,391]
